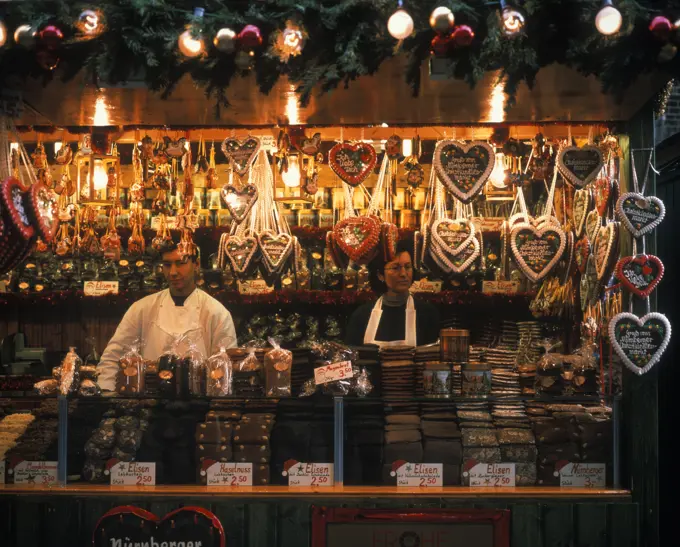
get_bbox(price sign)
[314,361,353,385]
[12,461,58,486]
[237,279,274,295]
[84,281,119,296]
[394,462,443,487]
[285,462,334,487]
[0,461,5,484]
[206,462,253,486]
[410,279,443,293]
[466,463,516,487]
[109,462,156,486]
[150,216,178,230]
[260,135,277,152]
[472,217,504,232]
[559,463,606,488]
[482,281,520,295]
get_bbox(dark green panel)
[43,499,80,547]
[542,503,574,547]
[575,503,607,547]
[80,498,115,546]
[607,503,639,547]
[247,502,277,547]
[14,500,41,546]
[0,500,13,547]
[277,502,311,547]
[212,502,246,547]
[511,504,542,547]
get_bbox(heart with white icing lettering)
[510,222,566,283]
[574,236,591,275]
[593,222,619,281]
[615,254,664,298]
[221,137,261,177]
[557,145,603,188]
[433,140,494,203]
[221,183,258,224]
[585,209,601,243]
[224,236,258,274]
[333,215,381,263]
[257,231,293,273]
[615,192,665,238]
[430,237,480,274]
[328,143,377,187]
[572,188,590,238]
[431,218,476,257]
[609,312,672,375]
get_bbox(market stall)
[0,1,675,546]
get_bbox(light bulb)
[77,9,103,36]
[54,142,62,154]
[10,142,18,151]
[489,152,507,188]
[502,5,525,36]
[179,30,205,57]
[0,21,7,47]
[595,2,622,36]
[388,9,414,40]
[282,155,301,187]
[430,7,454,33]
[92,161,108,191]
[402,139,413,157]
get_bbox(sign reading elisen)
[109,462,156,486]
[466,463,516,487]
[393,462,443,487]
[84,281,119,296]
[285,462,334,486]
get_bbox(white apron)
[363,295,417,348]
[143,290,208,360]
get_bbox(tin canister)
[461,362,491,398]
[298,208,317,227]
[282,208,298,227]
[440,329,470,362]
[317,208,334,228]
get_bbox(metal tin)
[282,208,298,227]
[297,208,317,227]
[461,362,491,398]
[423,367,452,398]
[317,208,334,228]
[440,328,470,362]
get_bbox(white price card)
[0,461,5,484]
[559,463,606,488]
[206,462,252,486]
[314,361,353,385]
[237,279,274,295]
[12,461,58,486]
[482,281,520,295]
[410,279,443,293]
[109,462,156,486]
[84,281,119,296]
[284,462,334,487]
[466,463,516,487]
[393,462,443,487]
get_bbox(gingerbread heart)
[593,222,619,281]
[615,254,664,298]
[382,222,399,262]
[221,183,258,224]
[224,236,258,274]
[594,176,613,217]
[1,177,34,242]
[433,140,494,203]
[585,209,601,243]
[333,215,381,262]
[431,218,476,257]
[26,183,58,243]
[580,255,598,311]
[574,236,591,275]
[385,135,402,159]
[257,231,293,272]
[510,222,566,283]
[615,192,665,238]
[609,312,671,376]
[221,137,261,177]
[572,188,590,238]
[328,143,377,187]
[557,145,603,188]
[430,237,480,274]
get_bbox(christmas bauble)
[649,16,672,41]
[658,43,678,63]
[430,33,454,56]
[430,7,455,34]
[14,25,36,48]
[452,25,474,47]
[235,50,254,71]
[238,25,263,49]
[214,28,237,53]
[36,49,60,70]
[77,9,102,36]
[39,25,64,50]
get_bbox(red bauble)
[238,25,263,49]
[39,25,64,50]
[452,25,474,47]
[36,49,60,71]
[430,33,454,56]
[649,16,672,41]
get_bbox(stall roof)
[17,58,664,128]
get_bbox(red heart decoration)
[574,236,591,275]
[326,231,348,270]
[333,215,381,263]
[594,176,612,217]
[328,143,377,187]
[615,254,664,298]
[381,222,399,262]
[26,183,59,243]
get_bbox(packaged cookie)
[59,346,82,395]
[264,338,292,397]
[116,340,145,395]
[183,335,206,396]
[206,346,232,397]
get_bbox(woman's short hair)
[367,239,417,292]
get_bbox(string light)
[388,2,414,40]
[429,7,454,33]
[500,0,525,37]
[14,25,36,48]
[595,0,622,36]
[0,21,7,47]
[178,8,206,58]
[76,9,104,37]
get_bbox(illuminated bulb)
[501,1,525,36]
[179,30,205,57]
[388,9,414,40]
[595,0,622,36]
[381,122,389,128]
[489,152,507,188]
[10,142,18,151]
[282,155,301,187]
[0,21,7,47]
[14,25,36,48]
[54,142,62,154]
[92,161,108,191]
[402,139,413,157]
[430,7,455,33]
[77,9,103,36]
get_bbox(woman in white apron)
[345,242,440,348]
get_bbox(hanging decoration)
[585,209,601,243]
[593,222,619,281]
[609,312,671,375]
[556,145,604,188]
[221,136,261,177]
[433,140,495,203]
[271,20,307,62]
[616,193,665,237]
[571,188,590,238]
[328,142,377,187]
[615,254,664,298]
[221,183,258,224]
[574,236,591,275]
[213,28,237,53]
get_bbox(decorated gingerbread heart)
[26,183,58,243]
[574,236,591,275]
[433,140,494,203]
[585,209,601,243]
[510,222,566,283]
[328,143,377,187]
[429,237,480,274]
[609,312,671,375]
[580,254,598,311]
[332,215,381,263]
[224,236,258,274]
[615,192,665,238]
[221,137,261,177]
[221,183,258,224]
[572,188,590,238]
[557,145,603,188]
[381,222,399,262]
[431,218,476,258]
[594,176,613,217]
[593,222,619,281]
[385,135,402,159]
[615,254,664,298]
[257,231,293,272]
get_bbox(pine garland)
[0,0,678,117]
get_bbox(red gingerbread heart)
[574,236,591,275]
[328,143,377,187]
[594,176,612,217]
[333,215,381,263]
[615,254,664,298]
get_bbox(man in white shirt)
[97,238,237,391]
